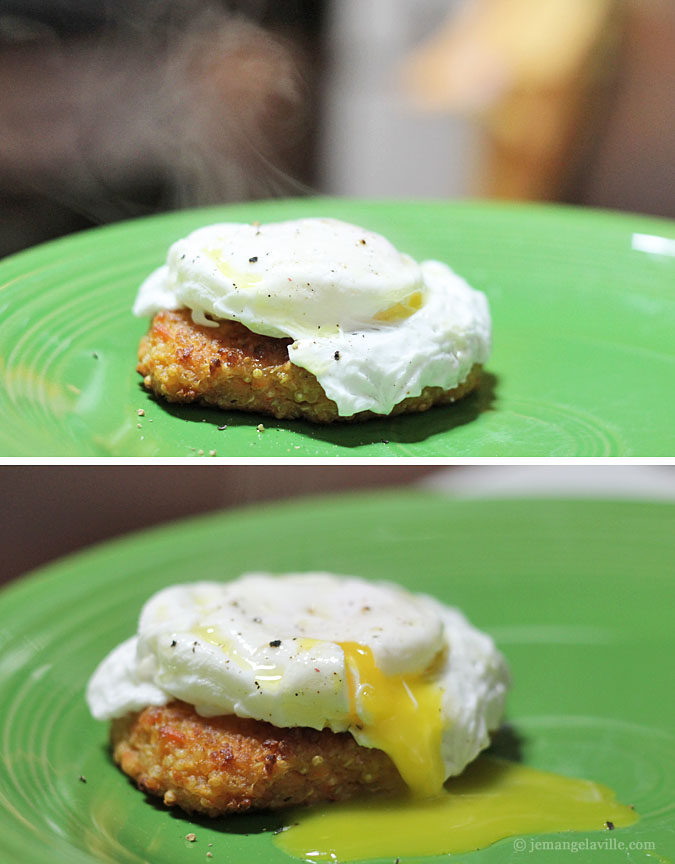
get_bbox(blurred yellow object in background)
[403,0,622,200]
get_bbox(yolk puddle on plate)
[274,756,638,862]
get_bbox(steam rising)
[0,1,313,234]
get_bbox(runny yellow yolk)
[340,642,444,798]
[275,643,638,862]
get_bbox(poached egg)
[87,572,509,797]
[133,218,491,416]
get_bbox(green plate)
[0,199,673,456]
[0,493,673,864]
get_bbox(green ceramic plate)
[0,493,673,864]
[0,199,674,456]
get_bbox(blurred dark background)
[0,0,325,256]
[0,465,438,585]
[2,465,673,587]
[0,0,673,259]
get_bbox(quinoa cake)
[137,308,483,423]
[112,701,404,815]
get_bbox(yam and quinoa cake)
[133,218,491,423]
[87,573,509,815]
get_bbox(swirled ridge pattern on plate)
[0,200,673,455]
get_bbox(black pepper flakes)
[249,256,258,263]
[605,821,615,830]
[334,351,340,361]
[269,639,282,647]
[170,640,177,647]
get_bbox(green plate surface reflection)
[0,493,673,863]
[0,199,673,455]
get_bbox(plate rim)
[1,197,674,276]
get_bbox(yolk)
[184,632,638,861]
[373,291,423,322]
[274,755,639,862]
[339,642,444,798]
[276,643,637,861]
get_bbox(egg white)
[133,218,491,417]
[87,573,509,782]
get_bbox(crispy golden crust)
[111,701,404,815]
[137,309,482,423]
